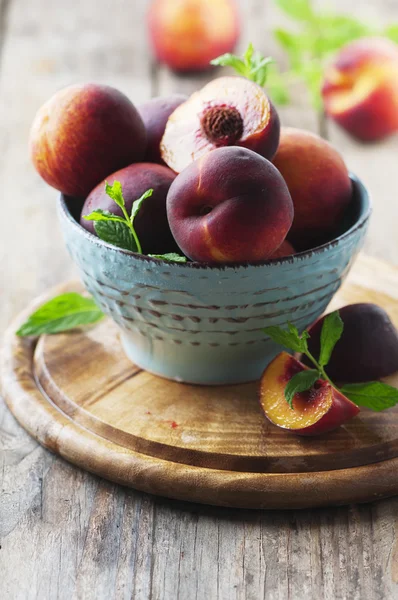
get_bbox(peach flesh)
[30,83,146,198]
[322,38,398,142]
[161,76,280,173]
[166,146,294,263]
[259,352,360,436]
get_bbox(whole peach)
[81,163,178,255]
[270,240,295,259]
[322,37,398,142]
[138,94,188,163]
[148,0,240,72]
[30,84,146,198]
[273,128,352,249]
[166,146,293,263]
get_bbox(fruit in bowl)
[166,146,293,263]
[81,163,178,255]
[273,128,352,250]
[138,94,188,163]
[147,0,240,72]
[322,37,398,142]
[30,84,146,198]
[160,76,280,173]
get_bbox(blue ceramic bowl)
[58,174,371,385]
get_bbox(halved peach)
[259,352,359,436]
[160,76,280,173]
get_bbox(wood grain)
[1,0,398,598]
[2,254,398,510]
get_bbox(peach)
[81,163,178,255]
[161,76,280,173]
[166,146,293,263]
[304,304,398,383]
[322,38,398,142]
[30,84,146,198]
[259,352,360,436]
[138,94,188,164]
[272,128,352,249]
[147,0,240,72]
[270,240,295,259]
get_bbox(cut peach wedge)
[259,352,360,436]
[160,76,280,173]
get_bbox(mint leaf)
[83,209,126,223]
[210,54,248,76]
[319,311,344,367]
[265,66,291,105]
[264,322,309,354]
[284,369,320,408]
[131,188,153,222]
[211,44,274,87]
[94,220,137,252]
[16,293,104,337]
[149,253,187,262]
[105,181,125,209]
[275,0,314,21]
[340,382,398,411]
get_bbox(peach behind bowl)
[58,174,371,385]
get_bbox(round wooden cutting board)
[2,254,398,509]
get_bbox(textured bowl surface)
[58,175,371,384]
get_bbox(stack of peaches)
[30,75,353,262]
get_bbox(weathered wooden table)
[1,0,398,598]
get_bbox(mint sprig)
[211,43,274,88]
[84,182,186,264]
[84,184,153,253]
[264,311,398,412]
[16,293,104,337]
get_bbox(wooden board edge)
[1,282,398,509]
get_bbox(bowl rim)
[58,172,372,272]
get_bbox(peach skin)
[322,37,398,142]
[273,127,352,250]
[81,163,178,255]
[147,0,240,72]
[138,94,188,164]
[166,146,293,263]
[259,352,360,436]
[30,84,146,198]
[270,240,295,259]
[161,76,280,173]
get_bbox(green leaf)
[210,53,248,76]
[244,42,254,67]
[16,293,104,337]
[319,311,344,367]
[284,369,320,408]
[274,0,314,21]
[340,382,398,411]
[264,322,308,354]
[105,180,125,209]
[385,24,398,44]
[131,188,153,222]
[94,220,137,252]
[148,253,187,263]
[83,209,126,223]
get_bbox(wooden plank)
[0,0,398,599]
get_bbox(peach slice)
[160,76,280,173]
[259,352,359,436]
